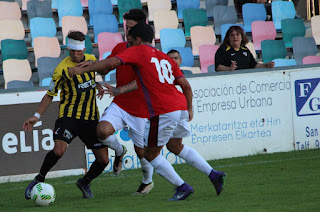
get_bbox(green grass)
[1,149,320,211]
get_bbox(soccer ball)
[30,182,56,207]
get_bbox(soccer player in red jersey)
[69,23,225,200]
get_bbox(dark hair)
[128,22,154,43]
[222,26,248,46]
[167,49,180,55]
[67,31,85,41]
[123,9,146,23]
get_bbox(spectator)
[167,49,193,75]
[215,26,274,71]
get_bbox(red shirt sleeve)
[115,46,141,65]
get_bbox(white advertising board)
[290,68,320,150]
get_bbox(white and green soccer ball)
[30,182,56,207]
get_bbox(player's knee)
[97,156,109,165]
[53,148,66,157]
[97,124,113,140]
[166,138,183,155]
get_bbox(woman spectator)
[215,26,274,71]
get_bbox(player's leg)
[76,120,109,198]
[144,111,194,201]
[167,138,226,195]
[25,118,76,200]
[126,114,154,195]
[97,103,127,174]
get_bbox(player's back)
[116,45,187,117]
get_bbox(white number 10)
[150,57,175,84]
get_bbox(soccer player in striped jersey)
[23,31,113,199]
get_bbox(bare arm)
[255,61,275,69]
[103,80,138,97]
[216,61,237,72]
[68,57,122,77]
[23,94,53,131]
[175,77,193,121]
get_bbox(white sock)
[140,158,154,184]
[99,134,123,156]
[178,145,212,176]
[149,155,184,187]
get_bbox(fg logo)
[295,78,320,116]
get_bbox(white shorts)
[99,103,147,148]
[144,110,191,147]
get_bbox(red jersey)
[116,45,188,117]
[108,42,149,118]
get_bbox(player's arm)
[23,94,53,132]
[175,77,193,121]
[68,57,122,77]
[103,80,138,97]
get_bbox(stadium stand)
[183,8,208,37]
[199,44,220,73]
[33,37,61,67]
[37,56,63,86]
[176,0,200,19]
[311,15,320,45]
[7,80,35,89]
[26,0,53,23]
[92,14,118,43]
[0,20,25,49]
[57,0,83,27]
[97,32,123,61]
[272,58,297,67]
[147,0,172,22]
[271,1,296,30]
[0,1,21,20]
[212,5,237,35]
[302,56,320,65]
[117,0,142,24]
[160,28,186,54]
[88,0,113,26]
[205,0,228,18]
[30,17,57,46]
[168,47,194,67]
[1,39,28,62]
[3,59,32,89]
[61,16,88,45]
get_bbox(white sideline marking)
[1,155,319,192]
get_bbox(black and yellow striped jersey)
[47,54,99,120]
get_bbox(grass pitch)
[1,149,319,211]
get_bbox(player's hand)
[23,116,39,132]
[103,83,121,97]
[266,61,275,68]
[76,60,95,68]
[96,83,104,100]
[230,61,237,71]
[68,67,83,77]
[187,108,193,122]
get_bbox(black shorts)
[53,117,106,150]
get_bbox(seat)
[154,10,179,39]
[7,80,35,89]
[205,0,228,18]
[51,0,57,9]
[251,21,276,51]
[101,51,116,82]
[111,0,117,5]
[183,8,208,37]
[98,32,123,60]
[302,56,320,65]
[207,64,215,73]
[190,26,216,55]
[88,0,113,25]
[57,0,83,27]
[281,18,305,48]
[93,14,118,43]
[181,66,201,74]
[261,40,287,63]
[117,0,142,24]
[30,17,56,46]
[22,0,46,11]
[199,44,220,73]
[33,37,61,67]
[65,34,93,54]
[212,5,238,35]
[242,3,267,32]
[41,77,52,86]
[147,0,171,22]
[167,47,194,67]
[246,41,257,59]
[220,23,244,41]
[271,1,296,30]
[37,56,63,86]
[27,0,52,23]
[1,39,28,62]
[272,58,297,67]
[292,37,318,65]
[3,59,32,89]
[61,16,88,45]
[160,28,186,53]
[0,1,21,20]
[0,20,25,49]
[311,15,320,45]
[176,0,200,19]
